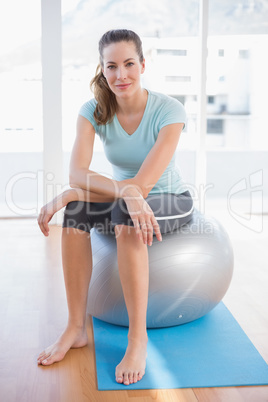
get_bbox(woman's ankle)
[128,330,148,342]
[67,320,87,330]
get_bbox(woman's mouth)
[116,83,131,90]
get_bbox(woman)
[37,29,194,386]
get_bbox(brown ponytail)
[90,29,144,126]
[90,64,117,126]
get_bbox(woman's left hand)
[121,186,162,246]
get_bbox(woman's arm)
[69,168,144,199]
[69,115,145,198]
[37,188,117,236]
[134,123,184,198]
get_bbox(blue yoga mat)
[92,302,268,390]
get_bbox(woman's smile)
[116,83,132,90]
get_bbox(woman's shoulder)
[79,97,97,113]
[147,89,184,109]
[146,89,186,128]
[79,98,97,119]
[78,98,98,130]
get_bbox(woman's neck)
[116,87,148,116]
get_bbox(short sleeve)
[159,98,187,131]
[78,98,99,133]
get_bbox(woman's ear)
[141,59,146,74]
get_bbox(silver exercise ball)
[87,209,234,328]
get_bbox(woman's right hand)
[37,190,70,236]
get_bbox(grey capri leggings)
[62,190,194,235]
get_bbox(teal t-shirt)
[79,89,188,195]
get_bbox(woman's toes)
[133,372,138,383]
[41,356,53,365]
[38,353,50,364]
[116,376,123,383]
[38,356,44,363]
[37,351,46,360]
[123,372,130,385]
[116,370,123,383]
[115,370,144,385]
[129,373,134,384]
[40,352,53,364]
[138,372,143,381]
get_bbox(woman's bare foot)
[115,334,148,385]
[37,325,88,366]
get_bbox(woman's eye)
[107,65,115,69]
[126,62,134,67]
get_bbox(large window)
[0,1,42,216]
[206,1,268,150]
[0,1,42,153]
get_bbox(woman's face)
[101,41,145,99]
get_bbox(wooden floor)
[0,207,268,402]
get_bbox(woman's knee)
[114,223,136,240]
[111,199,132,225]
[62,201,92,234]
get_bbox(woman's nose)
[117,66,126,80]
